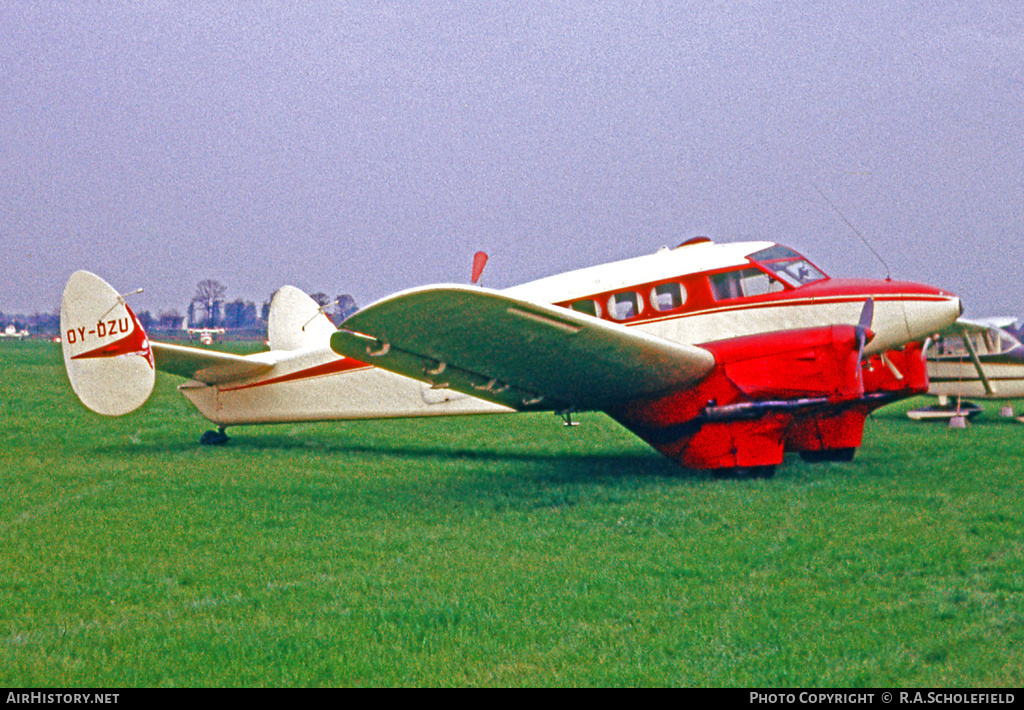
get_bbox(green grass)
[2,340,1022,686]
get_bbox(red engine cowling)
[609,326,927,471]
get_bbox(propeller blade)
[854,298,875,392]
[858,297,874,333]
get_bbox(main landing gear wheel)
[200,427,230,446]
[799,447,856,463]
[714,465,776,479]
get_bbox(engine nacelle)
[609,327,927,471]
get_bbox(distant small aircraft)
[909,317,1024,422]
[187,327,226,345]
[60,238,961,476]
[0,324,28,339]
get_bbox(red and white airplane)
[60,238,962,477]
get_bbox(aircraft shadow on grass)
[91,434,692,482]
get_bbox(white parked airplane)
[909,317,1024,421]
[60,238,962,476]
[186,327,226,345]
[1,324,29,339]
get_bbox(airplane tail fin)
[60,271,155,416]
[267,286,337,351]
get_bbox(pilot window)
[607,291,643,320]
[748,246,828,288]
[934,331,1023,357]
[650,282,687,312]
[569,299,602,318]
[709,268,784,301]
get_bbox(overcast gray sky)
[2,2,1022,318]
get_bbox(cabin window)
[650,282,687,312]
[607,291,643,320]
[997,331,1022,354]
[936,330,1024,358]
[569,299,602,318]
[931,336,966,357]
[709,268,784,301]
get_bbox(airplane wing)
[330,285,715,412]
[152,342,276,385]
[950,316,1018,333]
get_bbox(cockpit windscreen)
[748,246,828,288]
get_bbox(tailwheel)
[799,447,856,463]
[200,427,230,446]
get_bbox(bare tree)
[157,310,184,330]
[224,299,259,329]
[192,279,226,328]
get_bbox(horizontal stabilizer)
[331,285,715,411]
[152,342,276,385]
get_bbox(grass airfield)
[2,340,1022,687]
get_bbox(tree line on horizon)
[179,279,360,332]
[0,279,359,338]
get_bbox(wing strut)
[960,333,997,396]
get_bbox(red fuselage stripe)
[638,293,948,326]
[556,274,953,327]
[219,357,372,392]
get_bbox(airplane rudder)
[60,271,156,416]
[267,285,337,351]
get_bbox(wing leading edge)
[329,285,715,412]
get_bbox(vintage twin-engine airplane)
[60,238,962,477]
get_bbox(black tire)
[799,447,856,463]
[200,429,229,446]
[715,465,776,479]
[740,465,776,479]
